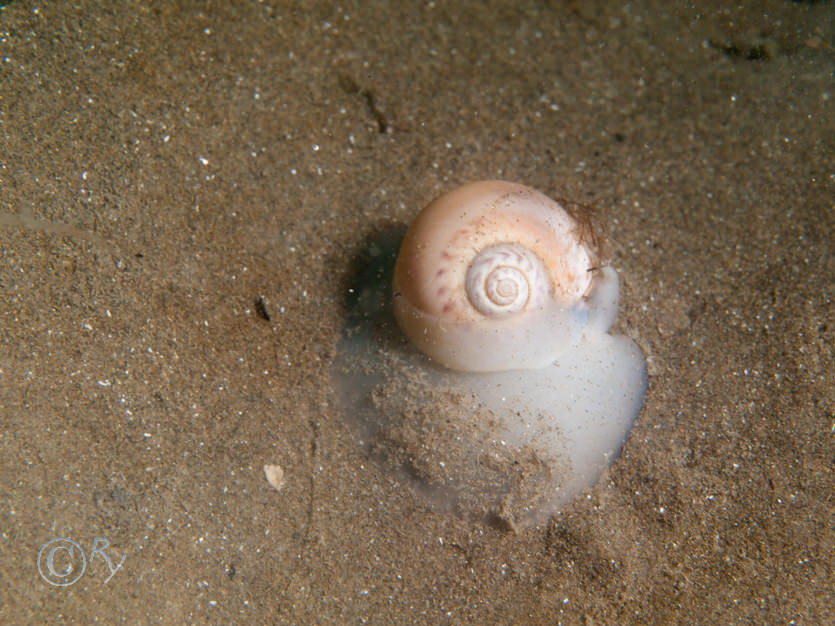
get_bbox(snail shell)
[393,180,617,372]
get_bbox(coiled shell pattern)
[393,180,608,372]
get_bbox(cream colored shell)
[393,181,602,372]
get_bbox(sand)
[1,1,833,623]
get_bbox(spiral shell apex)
[393,180,607,372]
[465,243,548,316]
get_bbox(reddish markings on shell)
[393,181,595,321]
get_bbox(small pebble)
[264,464,285,491]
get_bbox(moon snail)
[331,181,647,528]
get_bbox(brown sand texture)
[1,1,833,624]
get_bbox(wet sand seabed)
[1,1,833,624]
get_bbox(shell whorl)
[464,244,550,317]
[392,180,607,372]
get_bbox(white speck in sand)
[264,464,285,491]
